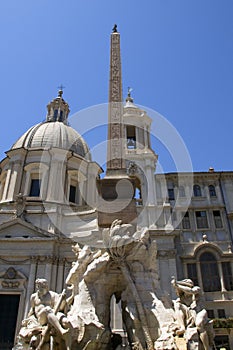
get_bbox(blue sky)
[0,1,233,172]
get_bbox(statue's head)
[35,278,49,294]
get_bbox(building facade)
[0,29,233,350]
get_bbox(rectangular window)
[69,185,76,203]
[213,210,223,228]
[54,109,58,118]
[29,179,41,197]
[187,263,198,286]
[168,188,175,200]
[182,212,191,229]
[222,262,233,291]
[126,125,136,149]
[207,309,215,319]
[217,309,226,318]
[195,211,208,229]
[59,110,63,121]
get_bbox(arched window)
[193,184,202,197]
[209,185,216,197]
[200,252,221,292]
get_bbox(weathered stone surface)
[15,220,179,350]
[171,278,215,350]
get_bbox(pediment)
[0,218,54,239]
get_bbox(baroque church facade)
[0,28,233,350]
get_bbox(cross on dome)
[57,84,65,97]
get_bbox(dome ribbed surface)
[12,121,90,160]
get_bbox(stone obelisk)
[97,26,136,227]
[106,24,126,175]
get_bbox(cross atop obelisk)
[106,25,126,175]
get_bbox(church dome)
[11,90,91,160]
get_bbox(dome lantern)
[11,89,91,160]
[46,89,70,124]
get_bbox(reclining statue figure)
[171,277,214,350]
[17,278,69,349]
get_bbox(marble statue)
[14,278,70,349]
[16,221,209,349]
[171,277,214,350]
[64,220,177,350]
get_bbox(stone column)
[23,170,31,196]
[144,127,148,148]
[196,262,204,291]
[56,258,65,293]
[44,256,53,287]
[8,160,23,200]
[144,163,157,206]
[217,261,227,292]
[3,163,12,200]
[50,257,58,291]
[36,256,46,279]
[24,256,37,318]
[47,149,67,202]
[87,173,96,208]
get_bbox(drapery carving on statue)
[102,220,168,350]
[103,221,178,350]
[66,244,105,328]
[65,221,161,350]
[171,277,215,350]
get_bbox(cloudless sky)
[0,1,233,172]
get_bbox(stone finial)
[202,233,208,242]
